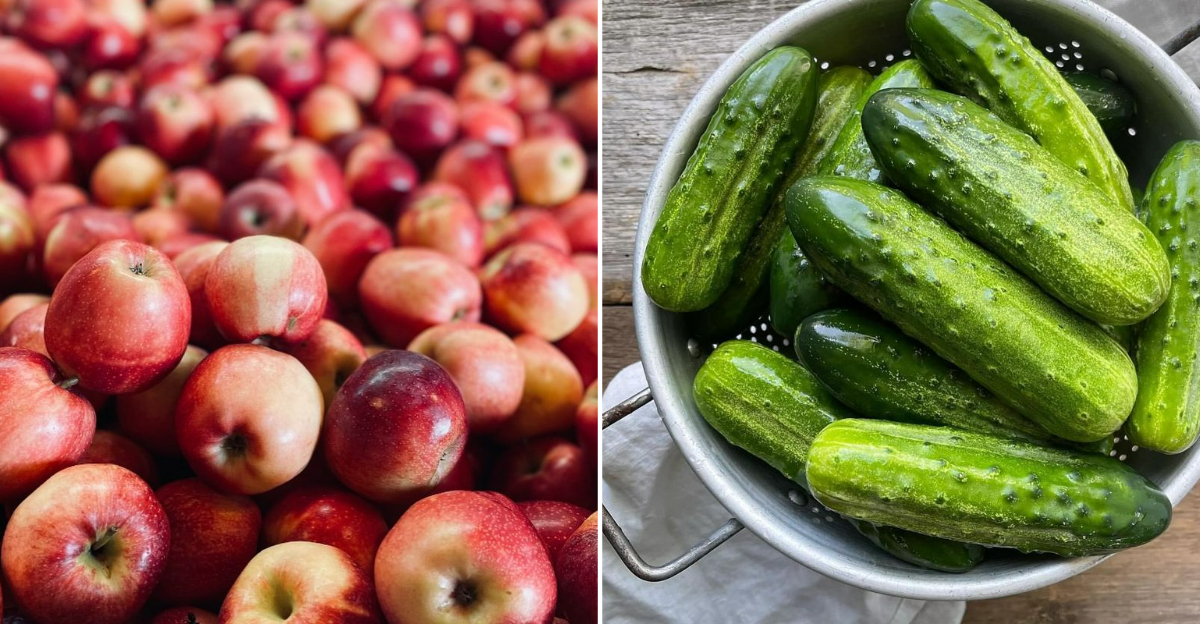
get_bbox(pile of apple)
[0,0,598,623]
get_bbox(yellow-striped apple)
[220,542,381,623]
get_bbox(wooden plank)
[601,305,639,385]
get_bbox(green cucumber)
[642,47,820,312]
[862,88,1168,326]
[693,340,984,572]
[817,59,935,183]
[788,66,874,183]
[806,419,1172,556]
[785,176,1137,442]
[907,0,1134,213]
[795,307,1051,441]
[1129,140,1200,454]
[768,230,846,338]
[1065,73,1137,135]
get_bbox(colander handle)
[601,386,745,582]
[1163,17,1200,56]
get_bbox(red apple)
[0,186,33,292]
[518,500,589,560]
[247,0,290,30]
[351,0,422,70]
[116,344,207,457]
[559,0,598,22]
[157,231,223,259]
[152,478,262,606]
[78,429,160,486]
[471,0,545,54]
[0,464,169,624]
[255,31,324,101]
[6,0,88,48]
[558,306,598,386]
[133,207,191,250]
[90,0,149,38]
[306,0,367,31]
[422,0,473,45]
[259,140,351,228]
[558,76,598,146]
[151,607,219,624]
[298,84,362,144]
[140,48,211,91]
[524,109,579,140]
[343,142,418,219]
[507,31,545,71]
[496,334,584,441]
[484,207,572,257]
[80,70,135,109]
[83,22,142,71]
[153,167,225,233]
[406,180,470,209]
[273,318,366,409]
[28,183,88,243]
[453,60,516,107]
[0,302,47,356]
[509,135,587,206]
[272,6,329,45]
[172,241,228,349]
[396,192,483,268]
[460,101,523,148]
[329,126,394,164]
[321,39,381,108]
[92,145,170,208]
[220,541,381,623]
[223,30,268,74]
[176,344,323,494]
[408,321,524,432]
[323,350,467,504]
[45,240,191,394]
[207,118,293,185]
[409,34,463,92]
[208,75,284,131]
[0,38,58,135]
[370,73,416,122]
[71,105,138,172]
[137,83,215,165]
[375,491,556,624]
[556,512,598,624]
[514,71,553,114]
[0,293,48,334]
[573,252,598,309]
[480,242,588,341]
[217,179,303,241]
[302,208,392,307]
[204,235,328,344]
[539,16,597,85]
[359,248,482,347]
[385,88,459,161]
[41,207,140,287]
[152,0,213,27]
[0,347,95,502]
[577,381,598,469]
[492,436,592,508]
[5,131,72,191]
[463,45,497,68]
[433,140,513,219]
[556,190,597,252]
[262,486,388,579]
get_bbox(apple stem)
[60,376,80,390]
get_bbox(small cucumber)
[642,47,819,312]
[907,0,1134,213]
[768,230,846,338]
[806,419,1172,556]
[785,177,1137,442]
[1066,73,1137,135]
[1129,140,1200,454]
[863,88,1169,326]
[693,340,983,572]
[788,66,874,183]
[796,308,1051,442]
[817,59,935,183]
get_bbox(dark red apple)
[150,608,219,624]
[0,38,59,135]
[207,118,292,185]
[493,436,593,508]
[409,34,463,92]
[262,486,389,579]
[471,0,546,54]
[556,512,598,624]
[71,105,138,172]
[83,22,142,71]
[385,89,459,161]
[6,0,88,49]
[408,321,524,432]
[255,31,324,101]
[217,179,302,241]
[343,142,418,219]
[370,73,416,123]
[518,500,589,560]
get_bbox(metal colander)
[605,0,1200,601]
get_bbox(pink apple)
[0,38,58,135]
[273,318,366,408]
[509,136,587,206]
[173,241,228,349]
[0,347,95,502]
[151,0,213,27]
[359,248,482,347]
[409,34,463,92]
[539,16,597,85]
[220,541,381,623]
[433,139,513,219]
[302,209,392,307]
[259,140,351,228]
[492,436,593,508]
[0,293,48,334]
[323,350,467,504]
[514,71,553,114]
[556,191,597,252]
[351,0,422,71]
[385,88,459,161]
[518,500,590,560]
[137,83,216,165]
[247,0,291,31]
[42,206,140,287]
[152,477,262,606]
[45,240,191,394]
[480,242,588,341]
[218,179,303,241]
[262,486,389,579]
[375,491,556,624]
[560,0,598,22]
[559,76,598,146]
[116,344,208,457]
[323,38,381,106]
[0,302,47,356]
[204,235,328,344]
[454,60,516,107]
[556,512,598,624]
[577,381,598,470]
[208,76,281,131]
[460,101,523,148]
[496,334,585,442]
[0,464,169,624]
[297,84,362,144]
[396,192,484,268]
[408,321,524,432]
[484,207,572,258]
[151,607,219,624]
[524,109,579,141]
[421,0,473,45]
[91,145,170,208]
[5,131,72,191]
[176,344,323,494]
[78,429,160,486]
[153,167,225,233]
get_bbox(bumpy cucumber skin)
[796,307,1051,441]
[785,177,1137,442]
[768,230,847,338]
[1065,73,1137,135]
[863,89,1169,326]
[817,60,935,183]
[807,419,1172,556]
[907,0,1134,214]
[848,519,985,573]
[1129,140,1200,454]
[642,47,819,312]
[788,67,874,184]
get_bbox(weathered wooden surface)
[601,0,1200,620]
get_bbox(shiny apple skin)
[408,321,524,432]
[220,542,381,624]
[262,486,389,580]
[555,512,598,624]
[302,209,393,309]
[517,500,590,560]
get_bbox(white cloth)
[601,363,965,624]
